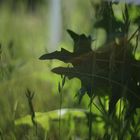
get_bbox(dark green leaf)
[40,29,140,116]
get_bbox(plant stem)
[89,97,93,140]
[59,90,62,139]
[58,75,66,139]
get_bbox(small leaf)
[39,48,73,62]
[77,87,86,104]
[62,75,66,87]
[58,82,61,93]
[67,29,79,41]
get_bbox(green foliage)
[40,27,140,116]
[15,109,88,139]
[39,1,140,139]
[0,0,140,140]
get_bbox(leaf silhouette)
[40,29,140,116]
[39,29,92,64]
[39,48,73,62]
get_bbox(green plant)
[39,2,140,139]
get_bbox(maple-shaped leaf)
[40,29,140,117]
[39,48,74,63]
[67,29,92,54]
[39,29,92,65]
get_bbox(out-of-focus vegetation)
[0,0,140,140]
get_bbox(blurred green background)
[0,0,140,139]
[0,0,93,138]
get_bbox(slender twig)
[0,129,3,140]
[128,26,140,43]
[58,82,62,139]
[88,97,93,140]
[98,97,108,115]
[92,100,104,114]
[133,29,140,54]
[58,75,66,139]
[25,89,37,134]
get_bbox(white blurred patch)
[48,0,62,52]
